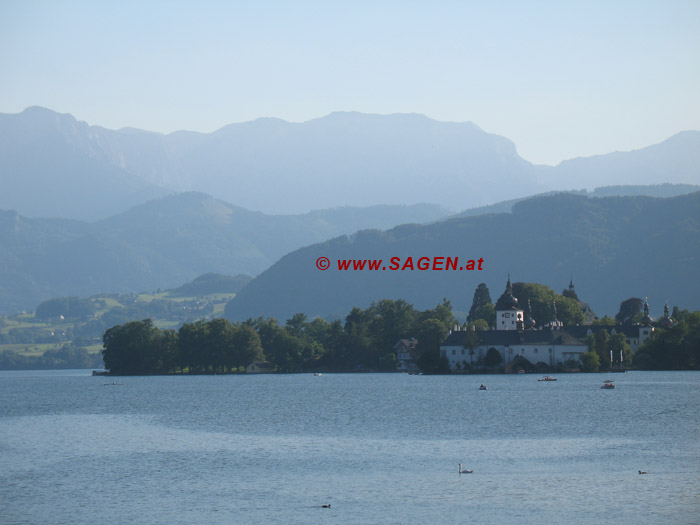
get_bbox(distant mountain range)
[2,107,699,220]
[224,192,700,322]
[0,193,449,315]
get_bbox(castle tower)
[641,297,654,326]
[495,276,524,331]
[549,300,563,330]
[659,299,674,329]
[525,299,537,329]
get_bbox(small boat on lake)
[479,384,488,390]
[537,376,557,381]
[601,379,615,389]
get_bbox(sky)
[1,0,699,165]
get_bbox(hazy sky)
[2,0,699,165]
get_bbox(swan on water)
[459,463,473,474]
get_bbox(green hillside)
[224,192,700,322]
[0,193,449,315]
[0,273,246,369]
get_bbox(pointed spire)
[569,276,575,292]
[495,275,518,310]
[642,297,654,326]
[525,299,536,329]
[660,299,674,328]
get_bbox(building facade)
[439,278,657,372]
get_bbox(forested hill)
[0,193,448,315]
[224,192,700,322]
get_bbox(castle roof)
[442,327,586,348]
[495,276,520,311]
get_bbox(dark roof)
[495,277,520,311]
[442,328,586,347]
[394,338,418,349]
[564,325,644,339]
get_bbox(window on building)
[534,348,538,353]
[505,313,510,318]
[452,349,456,355]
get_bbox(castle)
[439,277,669,372]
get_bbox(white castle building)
[439,277,658,372]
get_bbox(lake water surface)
[1,370,698,524]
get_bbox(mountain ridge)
[3,106,698,220]
[0,192,451,315]
[223,191,700,322]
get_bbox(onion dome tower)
[658,300,674,329]
[641,297,654,326]
[495,275,523,331]
[525,299,537,329]
[549,300,563,330]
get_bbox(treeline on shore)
[101,296,700,375]
[633,309,700,370]
[102,299,456,375]
[0,345,102,370]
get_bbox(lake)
[1,370,698,524]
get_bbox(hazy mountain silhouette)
[0,192,449,314]
[3,107,698,220]
[539,131,700,189]
[0,107,168,220]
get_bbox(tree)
[616,298,643,325]
[484,347,503,368]
[103,319,165,375]
[462,328,480,366]
[467,284,492,322]
[285,313,308,337]
[592,315,617,326]
[580,351,601,372]
[607,333,632,367]
[635,311,700,370]
[178,320,209,372]
[367,299,417,358]
[511,282,584,326]
[588,329,611,370]
[206,318,237,372]
[418,299,456,331]
[415,318,449,373]
[555,296,585,326]
[36,296,96,320]
[247,317,282,355]
[266,329,307,371]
